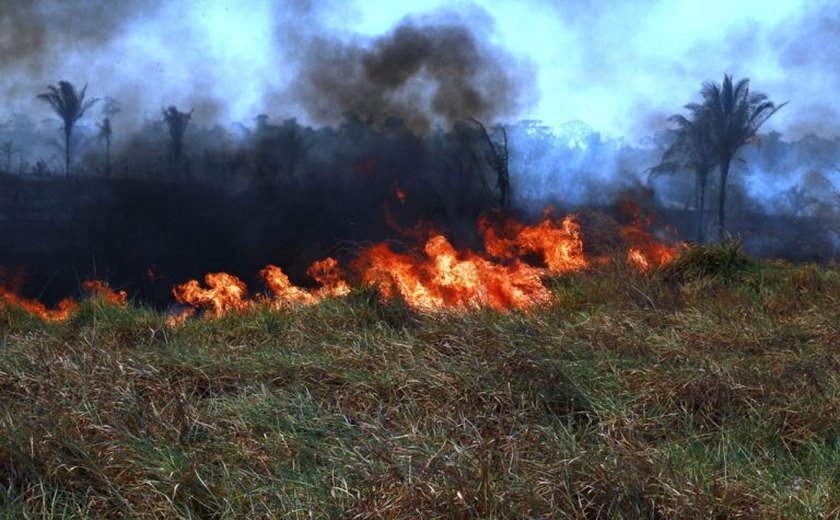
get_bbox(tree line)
[13,75,804,245]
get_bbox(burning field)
[2,211,839,518]
[1,3,838,515]
[1,206,678,322]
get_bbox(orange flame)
[481,212,589,273]
[619,199,681,270]
[307,257,351,298]
[7,206,682,322]
[353,211,590,311]
[171,272,249,317]
[261,257,351,307]
[0,271,127,321]
[0,285,77,321]
[82,280,128,307]
[356,235,552,311]
[261,265,318,306]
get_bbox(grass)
[1,244,839,518]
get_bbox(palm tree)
[97,117,113,178]
[37,81,99,177]
[654,109,718,242]
[162,106,192,180]
[696,75,786,240]
[97,97,120,178]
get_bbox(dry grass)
[1,244,839,518]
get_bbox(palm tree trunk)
[64,127,71,177]
[717,159,730,241]
[105,138,111,178]
[696,168,707,243]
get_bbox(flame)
[356,234,552,311]
[627,248,650,270]
[6,206,684,322]
[354,210,590,312]
[82,280,128,307]
[307,257,351,298]
[261,257,351,307]
[171,272,250,317]
[481,212,589,273]
[0,270,126,320]
[619,199,681,270]
[171,212,597,316]
[395,189,407,203]
[261,265,318,306]
[0,285,77,321]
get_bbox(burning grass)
[1,246,839,518]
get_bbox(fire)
[82,280,128,307]
[481,212,589,272]
[307,257,351,298]
[4,206,683,322]
[0,274,127,321]
[627,248,650,271]
[261,265,318,306]
[262,257,351,306]
[395,189,407,203]
[0,286,77,321]
[619,199,681,270]
[354,211,590,312]
[172,272,250,317]
[355,234,552,311]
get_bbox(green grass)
[1,245,839,518]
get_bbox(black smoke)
[293,15,534,132]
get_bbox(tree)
[471,118,510,210]
[162,106,193,180]
[37,81,99,177]
[97,98,121,178]
[97,118,113,178]
[695,75,786,240]
[653,109,718,242]
[0,141,17,174]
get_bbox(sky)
[0,0,836,141]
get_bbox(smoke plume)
[293,15,534,131]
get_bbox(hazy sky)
[1,0,836,140]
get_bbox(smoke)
[292,12,534,131]
[0,1,534,134]
[2,0,840,142]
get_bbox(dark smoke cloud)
[0,1,162,74]
[291,13,536,131]
[1,1,533,134]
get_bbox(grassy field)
[1,243,839,518]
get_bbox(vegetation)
[654,105,717,243]
[162,106,193,181]
[659,75,786,242]
[1,247,838,518]
[97,118,113,178]
[97,98,121,179]
[36,81,99,177]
